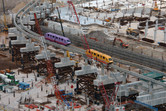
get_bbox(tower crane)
[67,0,90,51]
[99,82,121,111]
[34,13,54,82]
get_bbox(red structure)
[34,13,54,82]
[67,0,90,51]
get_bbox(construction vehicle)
[153,0,160,11]
[113,38,129,48]
[0,44,8,51]
[126,28,140,37]
[89,37,98,41]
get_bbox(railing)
[134,100,158,111]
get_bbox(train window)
[103,57,105,59]
[61,39,63,41]
[94,53,96,56]
[48,34,49,36]
[100,55,102,58]
[56,37,58,39]
[97,54,99,57]
[109,58,112,61]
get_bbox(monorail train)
[44,32,71,46]
[86,49,113,64]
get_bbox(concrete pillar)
[62,101,65,111]
[76,78,79,90]
[56,69,59,80]
[101,63,104,75]
[123,73,127,84]
[64,50,67,57]
[164,26,166,43]
[19,31,23,37]
[154,19,158,41]
[145,20,148,38]
[148,81,153,93]
[87,97,89,106]
[21,53,24,69]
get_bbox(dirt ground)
[0,32,19,70]
[0,50,19,70]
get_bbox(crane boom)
[34,13,53,82]
[67,0,90,50]
[56,7,65,36]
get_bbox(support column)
[164,26,166,43]
[154,19,158,42]
[145,20,148,38]
[148,81,153,93]
[101,63,104,75]
[123,73,127,84]
[21,53,24,69]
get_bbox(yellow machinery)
[153,0,159,11]
[66,51,79,65]
[126,28,140,37]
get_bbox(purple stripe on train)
[44,32,71,46]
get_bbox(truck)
[0,44,8,51]
[126,28,140,37]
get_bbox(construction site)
[0,0,166,111]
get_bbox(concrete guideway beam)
[93,71,125,86]
[54,57,75,68]
[137,90,166,106]
[117,81,143,97]
[11,36,29,45]
[113,58,166,77]
[93,74,124,86]
[111,65,166,88]
[35,50,56,60]
[8,27,18,34]
[75,65,97,76]
[8,33,17,38]
[20,42,40,52]
[15,0,85,56]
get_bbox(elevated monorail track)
[13,0,166,88]
[41,26,166,72]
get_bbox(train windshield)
[109,58,112,61]
[67,40,71,43]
